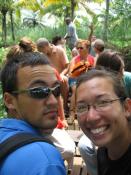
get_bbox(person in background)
[71,47,79,58]
[92,39,105,65]
[6,37,36,59]
[67,39,95,124]
[36,37,69,74]
[52,36,66,50]
[76,69,131,175]
[0,52,66,175]
[91,35,96,42]
[78,50,131,175]
[89,35,97,57]
[0,37,36,79]
[70,39,94,70]
[96,50,131,98]
[64,17,78,50]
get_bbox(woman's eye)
[78,105,86,110]
[97,100,110,107]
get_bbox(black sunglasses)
[12,84,61,99]
[77,47,84,50]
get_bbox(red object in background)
[56,118,64,129]
[54,69,64,129]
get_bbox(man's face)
[91,36,96,42]
[41,45,50,55]
[13,65,59,134]
[65,19,70,25]
[76,77,128,147]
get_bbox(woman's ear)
[124,98,131,121]
[3,92,17,111]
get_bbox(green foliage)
[0,0,130,57]
[0,47,8,66]
[103,0,131,48]
[0,83,6,118]
[0,25,66,62]
[14,25,66,43]
[0,0,14,11]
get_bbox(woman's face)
[76,42,89,56]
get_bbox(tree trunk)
[2,10,7,46]
[103,0,110,42]
[10,10,15,41]
[71,0,76,20]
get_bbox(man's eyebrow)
[30,80,61,87]
[30,80,47,86]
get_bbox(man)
[52,35,66,50]
[36,37,69,74]
[93,39,105,55]
[0,52,66,175]
[92,39,105,65]
[76,69,131,175]
[64,17,78,50]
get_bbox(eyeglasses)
[77,97,124,115]
[12,84,61,99]
[77,47,84,50]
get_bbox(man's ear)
[3,92,17,111]
[124,98,131,121]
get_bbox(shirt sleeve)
[123,71,131,98]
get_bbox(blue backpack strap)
[0,133,54,162]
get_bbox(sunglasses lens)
[29,87,49,99]
[77,47,83,50]
[52,85,61,97]
[29,85,61,99]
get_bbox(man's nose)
[46,93,58,105]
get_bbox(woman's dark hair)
[6,37,36,60]
[52,36,62,45]
[96,50,124,73]
[76,69,127,101]
[1,52,50,95]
